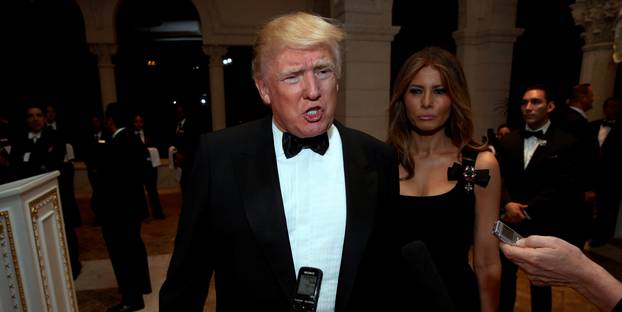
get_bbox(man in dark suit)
[45,103,83,278]
[168,103,203,193]
[589,97,622,246]
[82,114,108,224]
[9,103,84,279]
[0,109,12,184]
[554,83,599,244]
[132,112,165,219]
[100,103,151,312]
[10,104,65,179]
[498,85,585,312]
[159,12,401,311]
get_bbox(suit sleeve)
[159,136,214,311]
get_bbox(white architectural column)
[572,0,621,120]
[89,43,118,112]
[203,45,228,131]
[332,0,399,140]
[453,0,523,139]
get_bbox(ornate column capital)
[88,43,117,67]
[202,45,228,66]
[571,0,622,45]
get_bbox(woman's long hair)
[387,47,486,180]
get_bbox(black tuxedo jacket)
[498,125,584,238]
[160,116,401,311]
[82,130,110,171]
[10,127,65,179]
[554,107,599,192]
[589,119,622,189]
[173,116,204,191]
[98,128,148,222]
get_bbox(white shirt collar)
[28,131,42,140]
[112,127,126,139]
[525,119,551,134]
[569,105,587,119]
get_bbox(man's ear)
[547,101,556,113]
[254,79,271,105]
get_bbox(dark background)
[4,0,621,158]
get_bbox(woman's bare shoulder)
[474,150,498,169]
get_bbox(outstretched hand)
[500,235,622,311]
[500,235,587,287]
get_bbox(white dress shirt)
[112,127,125,139]
[272,121,346,312]
[135,129,145,144]
[524,120,550,169]
[598,121,614,147]
[569,105,587,120]
[28,131,41,143]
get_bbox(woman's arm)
[473,151,502,312]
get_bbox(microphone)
[291,267,323,312]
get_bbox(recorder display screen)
[297,274,317,296]
[502,225,516,240]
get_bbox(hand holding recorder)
[498,233,622,312]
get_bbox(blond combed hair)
[252,11,345,80]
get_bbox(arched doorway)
[115,0,209,154]
[507,0,584,128]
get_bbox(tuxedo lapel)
[503,132,525,171]
[237,117,296,299]
[526,142,547,171]
[602,124,619,148]
[236,119,379,309]
[526,127,558,171]
[334,123,378,312]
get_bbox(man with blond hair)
[159,11,401,311]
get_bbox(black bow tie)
[602,120,615,128]
[282,132,329,159]
[523,129,544,139]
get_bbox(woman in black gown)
[387,47,501,311]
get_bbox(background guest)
[488,123,512,155]
[553,83,599,246]
[133,112,165,219]
[100,102,151,312]
[168,104,201,192]
[497,84,586,312]
[82,114,108,224]
[589,97,622,247]
[0,108,14,184]
[10,103,82,278]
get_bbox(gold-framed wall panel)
[28,188,77,312]
[0,210,28,311]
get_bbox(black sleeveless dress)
[397,150,489,311]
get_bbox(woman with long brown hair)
[388,47,501,311]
